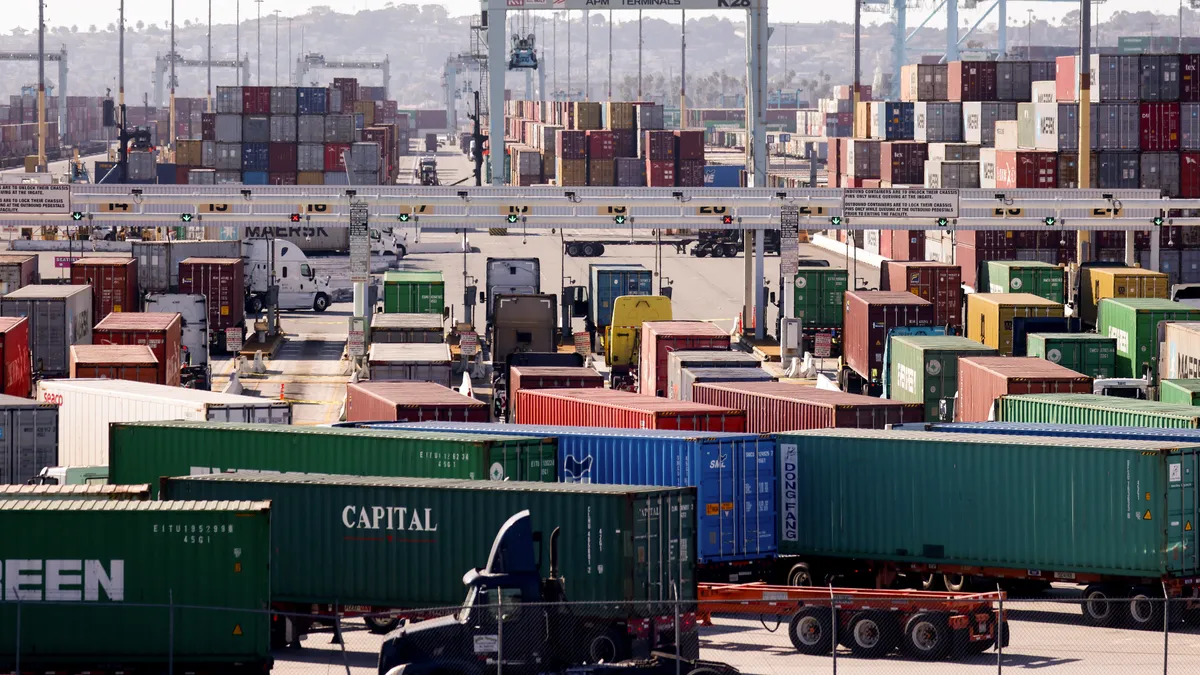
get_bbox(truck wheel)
[787,563,813,587]
[921,574,944,591]
[721,243,739,258]
[313,294,330,312]
[567,243,581,257]
[788,606,833,655]
[364,615,399,634]
[846,610,899,658]
[394,245,407,260]
[1127,586,1164,630]
[1081,584,1119,627]
[582,243,598,257]
[900,612,951,660]
[587,628,628,663]
[943,574,974,593]
[694,246,709,258]
[246,296,263,314]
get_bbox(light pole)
[288,18,293,85]
[170,0,176,150]
[585,10,589,101]
[607,10,613,100]
[207,0,212,112]
[274,10,280,85]
[256,0,264,84]
[638,10,643,99]
[553,13,558,99]
[568,10,572,100]
[1027,9,1034,59]
[236,0,241,85]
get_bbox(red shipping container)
[178,257,245,353]
[947,61,997,102]
[994,150,1059,189]
[0,317,31,397]
[509,366,604,422]
[677,159,705,187]
[268,142,298,172]
[956,242,1018,291]
[556,129,587,159]
[841,175,867,188]
[1182,152,1200,198]
[345,381,488,423]
[69,345,160,384]
[93,312,183,387]
[674,130,705,160]
[585,130,615,160]
[1140,102,1181,151]
[1183,55,1200,103]
[691,381,923,433]
[880,230,925,261]
[515,388,745,432]
[837,138,849,175]
[639,321,731,398]
[1055,55,1080,103]
[644,131,676,161]
[879,260,963,329]
[843,291,934,387]
[242,86,271,114]
[646,160,676,187]
[269,172,297,185]
[70,257,138,326]
[324,143,351,171]
[956,356,1092,423]
[175,165,192,185]
[881,141,928,185]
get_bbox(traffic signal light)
[1153,215,1165,227]
[829,216,843,227]
[398,213,411,223]
[936,217,949,228]
[290,213,302,222]
[721,215,734,225]
[1044,216,1057,226]
[614,215,627,225]
[507,214,519,224]
[70,212,84,221]
[180,213,193,223]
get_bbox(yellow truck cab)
[605,295,672,388]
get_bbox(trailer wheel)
[364,615,400,634]
[567,243,582,257]
[694,246,709,258]
[787,563,814,587]
[595,243,606,256]
[1127,586,1165,630]
[1081,584,1119,627]
[788,607,833,655]
[582,243,598,257]
[587,628,629,663]
[943,574,974,593]
[845,611,899,658]
[901,612,951,660]
[920,574,943,591]
[313,293,330,312]
[721,243,739,258]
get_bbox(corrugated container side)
[69,345,160,384]
[639,321,731,398]
[844,291,935,385]
[665,351,762,401]
[0,395,56,484]
[967,293,1065,356]
[0,317,31,398]
[1162,322,1200,379]
[509,366,604,422]
[93,313,183,387]
[691,381,923,433]
[1160,379,1200,406]
[1098,298,1200,378]
[516,389,746,433]
[1,285,93,378]
[1028,333,1118,379]
[956,356,1093,423]
[345,381,489,423]
[888,336,998,422]
[880,262,963,329]
[999,392,1200,428]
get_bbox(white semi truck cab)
[243,239,335,312]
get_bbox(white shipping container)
[1033,102,1061,151]
[367,343,453,386]
[1031,81,1057,103]
[1,285,92,378]
[979,147,998,189]
[36,379,292,467]
[1162,322,1200,379]
[994,120,1020,150]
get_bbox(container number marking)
[501,205,531,215]
[1054,572,1077,580]
[100,203,131,212]
[796,205,826,216]
[202,203,230,213]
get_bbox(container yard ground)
[0,151,109,178]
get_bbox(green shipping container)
[793,267,849,328]
[1098,298,1200,378]
[1026,333,1118,379]
[776,428,1200,579]
[1160,380,1200,406]
[383,270,445,314]
[986,261,1066,303]
[163,473,695,609]
[999,393,1200,428]
[110,422,557,497]
[887,335,998,422]
[0,484,149,500]
[0,500,271,669]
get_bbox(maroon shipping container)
[69,257,138,327]
[639,321,731,398]
[644,131,676,161]
[556,129,587,160]
[0,255,38,296]
[269,172,298,185]
[175,166,191,185]
[646,160,676,187]
[881,141,928,185]
[201,113,216,141]
[516,388,746,432]
[585,130,615,160]
[956,356,1093,423]
[828,138,842,188]
[268,142,298,172]
[844,291,934,386]
[947,61,998,102]
[995,150,1059,189]
[69,345,160,384]
[93,312,183,387]
[879,230,925,261]
[956,230,1016,289]
[324,143,351,171]
[1183,55,1200,103]
[242,87,271,115]
[1183,152,1200,198]
[674,130,705,161]
[178,257,245,353]
[0,317,31,397]
[1140,102,1181,151]
[345,381,488,423]
[677,159,705,187]
[610,128,636,158]
[509,366,604,423]
[879,261,963,329]
[691,381,924,433]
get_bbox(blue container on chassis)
[367,421,777,566]
[892,421,1200,443]
[703,165,743,188]
[588,264,653,329]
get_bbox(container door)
[632,491,696,602]
[1166,449,1199,576]
[699,440,737,562]
[744,438,777,558]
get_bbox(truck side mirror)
[770,291,777,304]
[661,286,673,300]
[479,292,486,303]
[443,306,450,319]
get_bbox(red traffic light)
[721,215,733,225]
[289,213,301,222]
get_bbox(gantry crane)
[293,53,389,98]
[0,47,68,141]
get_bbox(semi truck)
[242,239,335,313]
[489,294,559,415]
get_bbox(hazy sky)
[0,0,1192,35]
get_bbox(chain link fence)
[1,594,1198,674]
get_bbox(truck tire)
[587,628,629,663]
[364,615,400,634]
[595,243,606,256]
[1081,584,1119,627]
[694,246,709,258]
[1126,586,1164,630]
[900,612,951,660]
[246,295,263,315]
[395,245,407,260]
[845,610,899,658]
[721,243,739,258]
[943,574,973,593]
[313,294,330,312]
[921,574,944,591]
[787,563,813,587]
[788,606,833,655]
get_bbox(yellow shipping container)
[854,101,871,139]
[297,171,325,185]
[1080,267,1169,326]
[604,102,635,130]
[573,102,603,131]
[967,293,1064,356]
[176,140,203,167]
[556,158,587,186]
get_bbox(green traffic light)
[1044,217,1057,226]
[830,216,842,227]
[70,212,84,221]
[614,215,627,225]
[936,217,949,227]
[398,213,411,222]
[507,214,519,223]
[1153,216,1165,227]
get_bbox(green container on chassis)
[793,267,849,328]
[986,261,1066,303]
[1161,379,1200,406]
[887,335,998,422]
[0,500,271,669]
[109,422,557,497]
[383,270,445,314]
[163,473,695,609]
[1097,298,1200,378]
[776,428,1200,579]
[1026,333,1118,379]
[998,393,1200,428]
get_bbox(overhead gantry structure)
[153,52,251,107]
[0,48,68,142]
[294,53,390,98]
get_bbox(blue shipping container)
[297,87,328,115]
[895,421,1200,443]
[371,422,777,565]
[241,142,269,171]
[155,162,178,185]
[883,102,915,141]
[703,165,743,188]
[588,264,653,329]
[242,171,269,185]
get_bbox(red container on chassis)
[93,312,183,387]
[947,60,997,102]
[691,381,923,433]
[994,150,1059,189]
[646,160,676,187]
[879,230,926,261]
[585,130,615,160]
[677,159,705,187]
[242,86,271,114]
[843,291,935,385]
[324,143,351,171]
[177,258,245,347]
[880,141,927,185]
[69,344,159,384]
[643,130,676,161]
[0,317,31,397]
[0,254,39,295]
[345,381,488,423]
[956,356,1093,423]
[509,366,605,423]
[878,261,963,329]
[269,142,298,172]
[1140,102,1181,151]
[639,321,732,398]
[69,257,138,327]
[674,130,705,160]
[515,388,746,432]
[556,129,587,159]
[1183,152,1200,198]
[269,172,298,185]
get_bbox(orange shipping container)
[93,312,183,387]
[69,344,161,384]
[956,356,1093,423]
[515,388,746,432]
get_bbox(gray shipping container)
[963,102,1017,146]
[270,86,298,114]
[1141,152,1181,198]
[924,160,979,189]
[214,142,242,170]
[1057,103,1080,152]
[199,140,216,168]
[215,86,242,114]
[845,140,881,177]
[1139,55,1181,102]
[325,115,356,143]
[188,168,216,185]
[369,313,445,344]
[127,151,155,181]
[0,394,57,485]
[269,115,297,143]
[214,114,242,143]
[367,343,453,386]
[1030,61,1056,85]
[298,115,325,143]
[131,240,243,293]
[350,171,380,185]
[1096,151,1141,189]
[215,170,242,184]
[0,255,38,295]
[679,368,777,402]
[1182,103,1200,151]
[1091,54,1141,102]
[917,63,949,101]
[325,172,350,185]
[0,285,92,378]
[995,61,1032,102]
[928,143,981,162]
[665,350,762,401]
[914,102,963,142]
[349,143,381,172]
[297,143,324,172]
[1093,103,1140,150]
[242,115,270,144]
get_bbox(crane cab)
[509,34,539,70]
